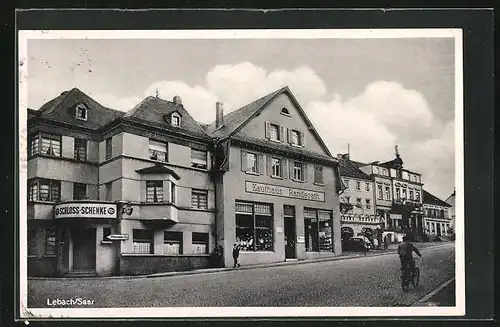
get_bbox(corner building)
[206,87,343,267]
[27,86,343,276]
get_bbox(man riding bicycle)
[397,236,422,274]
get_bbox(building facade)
[337,154,379,246]
[207,87,343,267]
[445,189,456,231]
[28,89,215,277]
[27,86,343,277]
[423,190,452,237]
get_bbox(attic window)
[280,107,291,116]
[171,112,181,127]
[75,104,88,121]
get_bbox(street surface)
[28,243,455,308]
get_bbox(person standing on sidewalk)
[383,235,388,250]
[232,243,241,268]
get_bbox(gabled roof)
[32,88,125,130]
[423,190,451,208]
[135,164,181,180]
[124,96,209,139]
[205,86,333,158]
[338,157,370,180]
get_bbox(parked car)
[342,237,370,252]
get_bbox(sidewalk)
[28,241,451,280]
[413,278,456,307]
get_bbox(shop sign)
[390,214,403,220]
[245,181,325,202]
[55,203,117,219]
[296,235,305,243]
[107,234,129,241]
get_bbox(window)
[105,182,112,201]
[395,187,401,200]
[164,231,182,254]
[170,182,176,204]
[246,152,257,173]
[269,124,280,141]
[382,169,388,176]
[146,181,163,202]
[409,190,414,200]
[29,133,61,157]
[28,227,37,256]
[385,186,391,200]
[280,107,290,116]
[343,179,349,189]
[366,199,371,209]
[304,208,333,252]
[75,103,88,120]
[103,228,111,241]
[377,184,383,199]
[271,157,282,177]
[415,190,420,202]
[191,149,207,169]
[374,166,380,174]
[292,161,305,181]
[365,183,370,191]
[149,139,167,162]
[192,233,209,254]
[356,181,361,190]
[74,138,87,161]
[171,113,181,127]
[356,198,362,208]
[28,133,40,157]
[235,201,273,252]
[133,229,153,254]
[45,227,56,255]
[73,183,86,200]
[28,179,60,202]
[402,188,407,199]
[314,165,323,184]
[191,189,208,210]
[345,196,351,204]
[105,138,112,160]
[288,129,304,147]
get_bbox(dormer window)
[75,104,88,121]
[280,107,291,116]
[171,112,181,127]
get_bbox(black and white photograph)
[18,26,465,318]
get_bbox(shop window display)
[235,201,273,252]
[304,208,333,252]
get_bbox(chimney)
[173,95,182,105]
[216,101,224,128]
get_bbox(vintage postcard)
[18,28,464,319]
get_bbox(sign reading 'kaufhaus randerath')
[245,181,325,202]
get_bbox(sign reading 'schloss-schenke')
[245,181,325,202]
[54,203,117,219]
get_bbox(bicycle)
[401,256,421,292]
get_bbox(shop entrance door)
[72,228,96,271]
[284,205,296,259]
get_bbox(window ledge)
[270,175,284,180]
[313,182,324,186]
[245,171,260,176]
[291,179,305,183]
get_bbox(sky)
[26,35,456,199]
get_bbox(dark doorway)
[72,228,96,271]
[436,223,442,236]
[284,205,296,259]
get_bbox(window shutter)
[300,132,305,147]
[287,128,292,144]
[258,154,265,175]
[281,159,288,179]
[265,121,270,139]
[279,126,285,142]
[267,155,272,176]
[303,163,308,182]
[241,150,247,172]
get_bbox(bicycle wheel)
[412,267,420,288]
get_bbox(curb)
[28,243,452,281]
